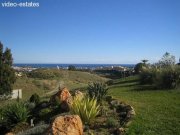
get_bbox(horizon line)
[13,63,136,65]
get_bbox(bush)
[29,93,40,105]
[106,80,113,86]
[139,68,156,85]
[87,82,108,103]
[68,65,76,71]
[106,117,119,128]
[17,124,49,135]
[155,67,180,89]
[27,69,55,79]
[3,102,30,126]
[0,108,4,123]
[39,108,51,119]
[70,96,100,125]
[10,122,30,134]
[139,66,180,89]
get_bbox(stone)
[60,101,71,112]
[110,99,120,107]
[5,133,14,135]
[116,128,125,135]
[59,87,72,102]
[50,87,72,104]
[47,115,83,135]
[127,106,136,118]
[75,90,84,100]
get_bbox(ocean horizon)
[13,63,135,69]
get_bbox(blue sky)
[0,0,180,64]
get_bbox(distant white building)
[11,89,22,99]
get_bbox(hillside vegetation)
[13,69,107,100]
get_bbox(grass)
[109,76,180,135]
[1,70,180,135]
[0,69,107,106]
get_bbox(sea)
[13,64,135,69]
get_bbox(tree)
[158,52,175,67]
[0,43,3,94]
[68,65,76,71]
[0,42,15,95]
[141,59,148,65]
[177,58,180,65]
[134,63,144,74]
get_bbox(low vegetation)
[3,102,30,127]
[140,65,180,89]
[0,52,179,134]
[71,96,100,125]
[87,82,109,103]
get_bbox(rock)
[49,87,72,112]
[116,128,125,135]
[59,87,72,102]
[47,115,83,135]
[110,99,120,107]
[116,103,127,113]
[50,87,72,105]
[119,112,127,116]
[75,90,84,100]
[127,106,136,118]
[60,101,71,112]
[5,133,14,135]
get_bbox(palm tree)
[141,59,148,65]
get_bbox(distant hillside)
[13,69,108,100]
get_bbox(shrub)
[106,117,119,128]
[155,67,180,89]
[70,96,100,125]
[139,66,180,89]
[29,93,40,105]
[17,124,49,135]
[39,108,51,119]
[106,80,113,86]
[10,122,30,134]
[139,68,156,85]
[87,82,108,103]
[25,102,36,111]
[134,63,144,74]
[0,108,3,123]
[3,102,30,126]
[68,65,76,71]
[27,69,55,79]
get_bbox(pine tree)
[0,42,15,95]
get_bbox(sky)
[0,0,180,64]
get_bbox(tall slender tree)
[0,42,3,94]
[0,42,15,95]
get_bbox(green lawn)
[109,76,180,135]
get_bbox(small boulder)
[110,99,120,108]
[5,133,14,135]
[75,90,84,100]
[116,127,125,135]
[127,106,136,118]
[47,115,83,135]
[50,87,72,105]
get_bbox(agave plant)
[87,82,108,103]
[3,102,30,126]
[70,96,100,125]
